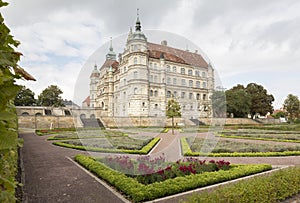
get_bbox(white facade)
[89,17,214,120]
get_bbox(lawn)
[187,137,300,153]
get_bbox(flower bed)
[36,128,75,136]
[181,137,300,157]
[75,154,272,202]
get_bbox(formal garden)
[31,124,300,202]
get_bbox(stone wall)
[18,116,75,129]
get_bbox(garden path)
[19,131,125,203]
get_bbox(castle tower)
[90,64,100,108]
[120,9,149,117]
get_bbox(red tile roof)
[100,59,119,70]
[147,42,208,67]
[82,96,90,106]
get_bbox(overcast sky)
[2,0,300,108]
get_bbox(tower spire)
[109,37,113,51]
[135,8,141,31]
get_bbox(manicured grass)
[184,165,300,203]
[53,137,160,154]
[75,154,272,202]
[36,128,76,136]
[181,137,300,157]
[224,124,300,131]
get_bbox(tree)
[14,85,36,106]
[166,97,181,135]
[225,85,251,118]
[211,90,227,118]
[246,83,274,118]
[283,94,300,122]
[37,85,65,107]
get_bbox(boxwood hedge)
[53,137,160,154]
[184,165,300,203]
[181,137,300,157]
[75,154,271,202]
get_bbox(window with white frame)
[134,57,137,64]
[173,66,177,72]
[166,65,170,72]
[195,70,200,77]
[133,71,138,79]
[173,78,177,85]
[181,79,186,86]
[202,72,206,77]
[154,75,157,83]
[181,92,185,99]
[167,77,171,84]
[181,68,185,74]
[189,80,193,87]
[203,81,207,88]
[188,69,193,76]
[196,81,200,88]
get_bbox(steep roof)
[82,96,90,106]
[100,59,119,71]
[147,42,208,67]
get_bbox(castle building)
[87,15,214,120]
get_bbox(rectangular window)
[202,72,206,77]
[133,71,138,79]
[189,93,193,99]
[203,94,206,100]
[167,77,171,84]
[203,82,207,88]
[154,75,157,83]
[181,92,185,99]
[181,79,186,86]
[188,69,193,76]
[173,78,177,85]
[195,70,200,77]
[166,65,170,72]
[196,81,200,88]
[150,75,153,82]
[196,93,200,100]
[181,68,185,74]
[189,80,193,87]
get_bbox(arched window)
[189,80,193,87]
[173,91,177,97]
[134,87,138,94]
[150,90,153,96]
[154,90,158,97]
[166,65,170,72]
[133,71,138,79]
[21,112,29,116]
[188,69,193,76]
[167,91,171,98]
[90,114,95,119]
[154,104,158,109]
[173,66,177,72]
[80,114,86,119]
[101,102,105,108]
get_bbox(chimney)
[161,40,167,46]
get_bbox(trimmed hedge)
[218,134,300,143]
[53,137,160,154]
[75,154,272,202]
[181,137,300,157]
[36,128,76,136]
[184,165,300,203]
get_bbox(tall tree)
[14,85,36,106]
[166,97,181,135]
[225,85,251,118]
[246,83,274,117]
[211,90,227,118]
[37,85,65,107]
[283,94,300,121]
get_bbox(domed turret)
[106,38,116,60]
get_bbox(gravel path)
[20,131,125,203]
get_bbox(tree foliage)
[166,98,181,134]
[246,83,274,117]
[225,85,251,118]
[211,90,227,118]
[37,85,65,107]
[225,83,274,118]
[14,85,36,106]
[283,94,300,121]
[0,1,34,201]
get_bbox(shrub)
[53,137,160,154]
[75,154,271,202]
[184,166,300,203]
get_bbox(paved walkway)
[20,129,300,203]
[20,131,125,203]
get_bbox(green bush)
[53,137,160,154]
[75,154,271,202]
[184,166,300,203]
[181,137,300,157]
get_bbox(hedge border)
[53,137,160,154]
[74,154,272,202]
[218,134,300,143]
[184,165,300,203]
[180,137,300,157]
